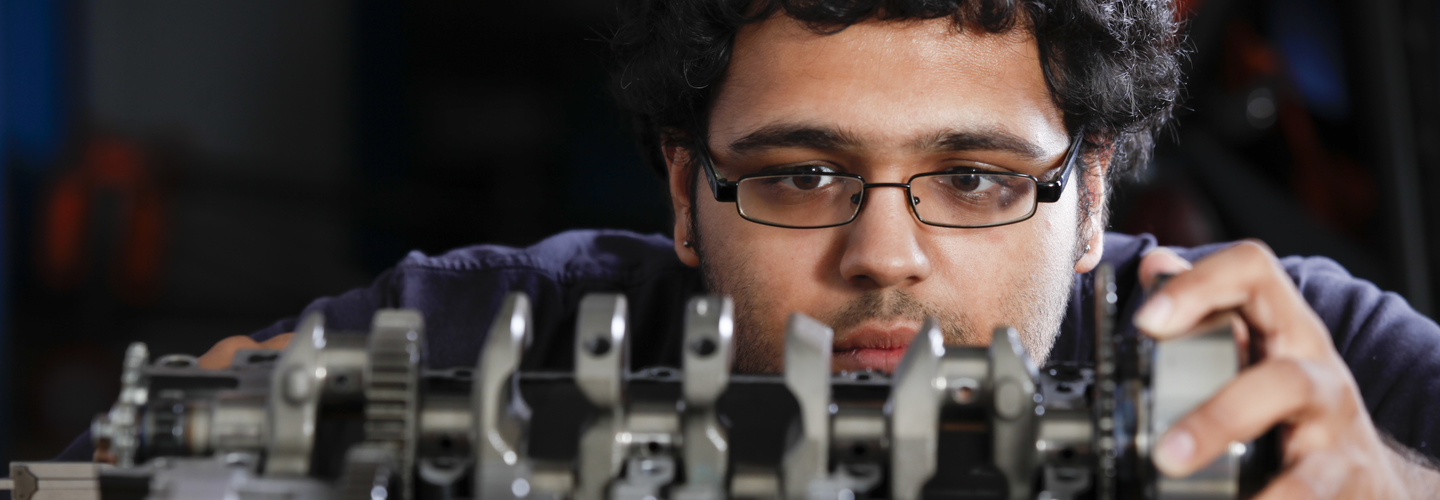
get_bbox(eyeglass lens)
[734,173,1037,228]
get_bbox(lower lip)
[835,347,908,373]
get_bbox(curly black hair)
[608,0,1184,186]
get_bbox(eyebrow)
[727,123,864,155]
[910,127,1048,160]
[725,122,1049,161]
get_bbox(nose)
[838,185,932,290]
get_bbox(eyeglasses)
[697,129,1085,229]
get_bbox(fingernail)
[1134,293,1173,334]
[1154,428,1195,475]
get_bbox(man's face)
[667,16,1106,373]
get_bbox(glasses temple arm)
[1035,129,1085,203]
[699,151,738,202]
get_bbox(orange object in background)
[37,136,166,304]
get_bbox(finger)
[197,335,261,370]
[1250,452,1349,500]
[1154,357,1328,476]
[261,333,294,350]
[1138,247,1193,291]
[1132,241,1328,354]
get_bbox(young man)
[67,0,1440,496]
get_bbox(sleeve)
[248,268,398,342]
[1283,255,1440,460]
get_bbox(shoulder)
[377,229,698,369]
[1100,232,1393,308]
[1101,232,1390,299]
[1100,232,1245,268]
[394,229,685,285]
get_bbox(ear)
[663,139,701,267]
[1073,145,1113,274]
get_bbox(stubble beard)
[691,211,1077,374]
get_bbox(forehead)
[709,15,1066,153]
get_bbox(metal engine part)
[6,266,1277,500]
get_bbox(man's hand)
[1135,242,1439,498]
[196,333,294,370]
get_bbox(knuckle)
[1232,241,1281,275]
[1278,358,1320,396]
[1277,358,1348,414]
[1235,239,1277,259]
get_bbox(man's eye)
[947,174,998,193]
[765,165,839,190]
[783,173,838,190]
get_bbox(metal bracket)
[989,326,1040,500]
[265,312,327,476]
[6,463,99,500]
[476,292,537,499]
[673,295,734,500]
[780,313,834,500]
[1152,313,1241,500]
[887,318,946,500]
[575,293,630,500]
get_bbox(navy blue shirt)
[56,230,1440,462]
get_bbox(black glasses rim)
[734,181,1043,229]
[730,169,1044,185]
[699,127,1084,228]
[737,207,1042,229]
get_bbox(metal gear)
[92,342,151,467]
[364,310,426,500]
[1092,265,1119,500]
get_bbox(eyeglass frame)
[694,127,1087,229]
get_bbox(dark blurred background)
[0,0,1435,465]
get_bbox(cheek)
[697,197,848,339]
[925,228,1027,304]
[1013,193,1081,274]
[924,200,1077,302]
[697,196,836,293]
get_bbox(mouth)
[832,322,922,374]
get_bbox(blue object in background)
[2,0,68,466]
[5,0,64,171]
[1269,0,1351,122]
[0,0,14,471]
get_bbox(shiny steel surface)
[1152,313,1242,500]
[574,294,629,500]
[989,326,1041,500]
[475,293,536,499]
[364,309,426,500]
[673,295,735,500]
[265,312,326,476]
[781,313,834,500]
[887,318,944,500]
